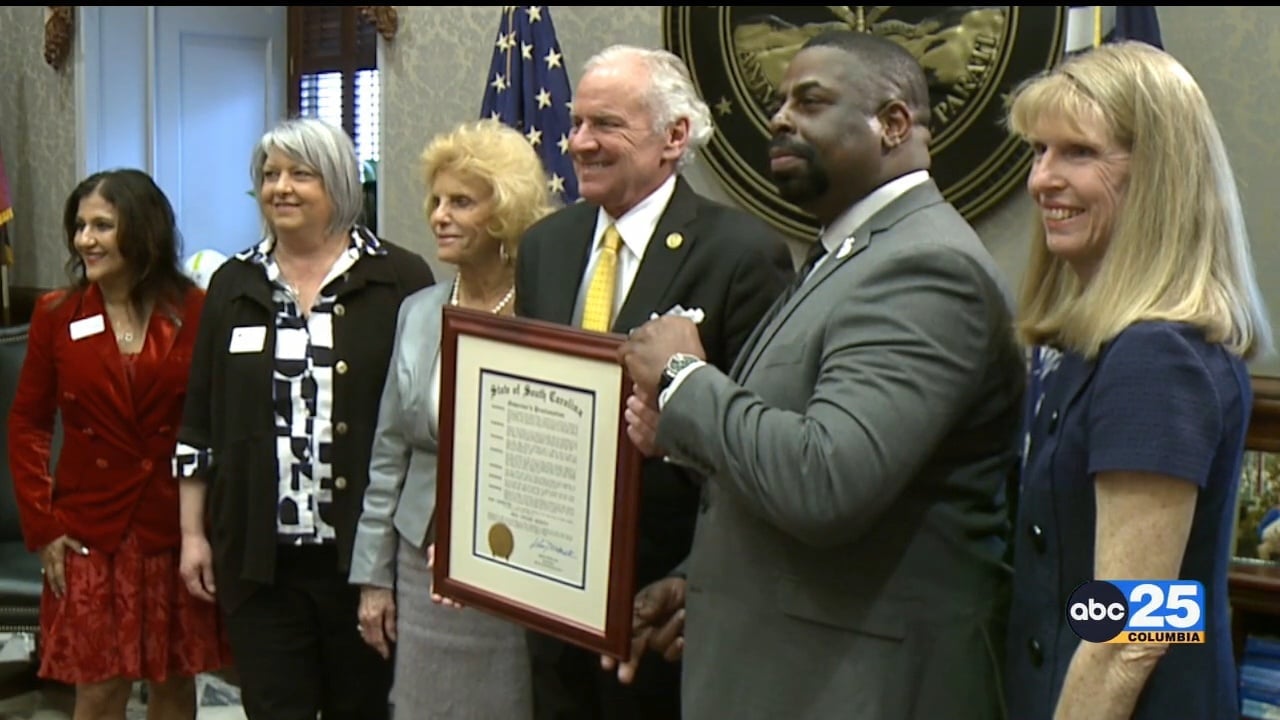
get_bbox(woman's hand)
[40,535,88,598]
[179,532,217,603]
[426,543,465,609]
[358,586,398,659]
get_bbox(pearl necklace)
[451,277,515,314]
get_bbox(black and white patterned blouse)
[174,228,387,545]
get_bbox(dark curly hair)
[61,168,194,315]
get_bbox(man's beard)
[774,166,830,205]
[768,138,829,204]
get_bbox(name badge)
[69,314,105,341]
[229,326,267,354]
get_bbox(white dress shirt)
[804,169,931,280]
[571,174,678,327]
[658,170,934,410]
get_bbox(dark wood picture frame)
[1231,374,1280,663]
[433,305,643,659]
[1233,374,1280,566]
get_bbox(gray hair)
[583,45,714,171]
[250,118,363,237]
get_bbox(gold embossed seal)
[488,522,515,560]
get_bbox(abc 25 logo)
[1066,580,1205,644]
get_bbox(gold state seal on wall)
[664,6,1068,241]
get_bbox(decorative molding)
[44,6,74,71]
[1248,375,1280,453]
[357,6,398,42]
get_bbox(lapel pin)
[665,232,684,250]
[835,236,857,260]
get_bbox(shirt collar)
[236,225,387,267]
[819,170,931,255]
[592,173,679,259]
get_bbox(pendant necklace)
[108,307,135,343]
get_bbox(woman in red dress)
[8,168,229,718]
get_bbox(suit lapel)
[734,230,874,382]
[728,301,778,379]
[733,180,948,382]
[129,301,184,405]
[77,285,136,419]
[332,249,397,299]
[422,289,449,447]
[612,178,698,333]
[545,206,596,325]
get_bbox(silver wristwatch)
[658,353,702,393]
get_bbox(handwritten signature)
[530,537,577,559]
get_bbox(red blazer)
[8,283,205,554]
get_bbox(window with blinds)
[287,6,380,229]
[287,6,379,166]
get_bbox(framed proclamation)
[433,305,644,659]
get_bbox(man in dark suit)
[515,43,793,720]
[616,31,1024,719]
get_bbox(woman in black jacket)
[172,117,434,720]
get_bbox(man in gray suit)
[614,30,1023,719]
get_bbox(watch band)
[658,364,678,394]
[658,353,699,394]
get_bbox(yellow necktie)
[581,224,622,332]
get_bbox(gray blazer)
[657,180,1024,720]
[348,283,449,588]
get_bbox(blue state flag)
[479,6,579,204]
[1111,6,1163,49]
[1064,6,1163,55]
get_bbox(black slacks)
[529,631,682,720]
[223,544,393,720]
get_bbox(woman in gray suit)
[349,119,554,719]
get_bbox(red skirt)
[38,528,232,684]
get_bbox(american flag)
[479,6,579,204]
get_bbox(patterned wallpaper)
[379,6,1280,373]
[379,5,1034,289]
[380,6,672,275]
[1160,7,1280,376]
[0,6,78,293]
[2,6,1279,374]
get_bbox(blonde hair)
[1007,41,1271,360]
[420,120,556,263]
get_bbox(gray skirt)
[391,536,533,720]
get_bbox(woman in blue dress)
[1003,41,1271,719]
